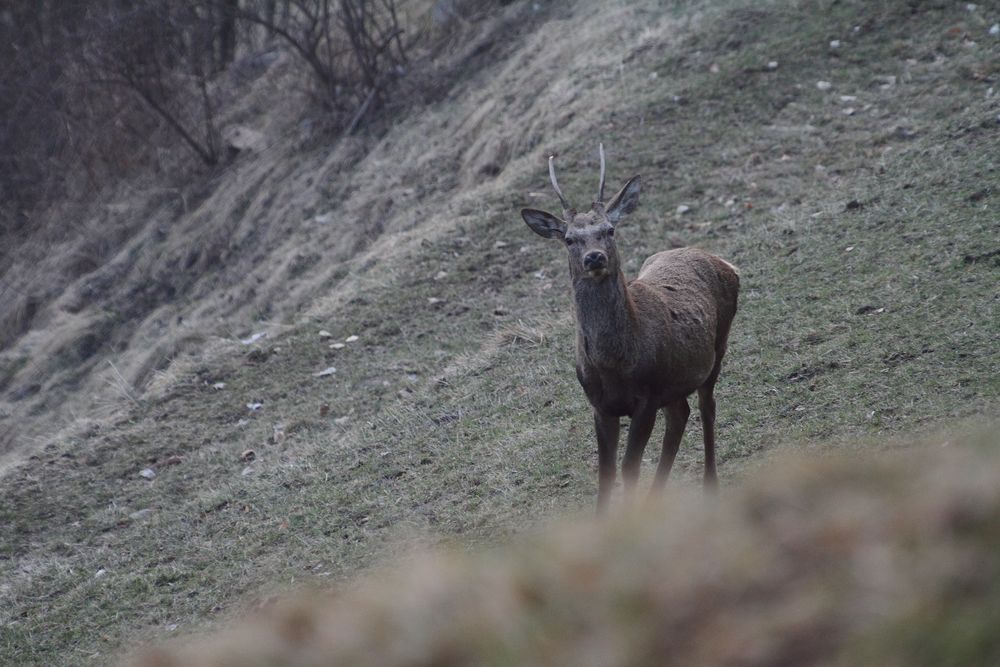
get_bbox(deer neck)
[572,270,636,364]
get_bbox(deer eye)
[607,228,615,238]
[564,237,575,246]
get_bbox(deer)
[520,144,740,511]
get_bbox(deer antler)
[597,143,606,204]
[548,155,572,214]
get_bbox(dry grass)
[0,0,557,455]
[128,427,1000,667]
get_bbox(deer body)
[575,248,737,415]
[522,146,739,510]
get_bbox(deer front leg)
[649,399,690,495]
[621,404,658,501]
[593,409,620,513]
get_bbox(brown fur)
[522,153,739,510]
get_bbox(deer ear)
[605,175,641,225]
[521,208,567,239]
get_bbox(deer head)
[521,144,641,281]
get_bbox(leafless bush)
[0,0,508,244]
[0,1,240,239]
[235,0,412,134]
[82,3,225,166]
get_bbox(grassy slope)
[2,0,998,663]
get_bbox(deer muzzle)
[583,250,608,272]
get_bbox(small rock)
[334,416,350,425]
[816,80,832,91]
[845,200,864,211]
[676,204,691,215]
[839,95,858,103]
[329,342,346,349]
[129,508,155,520]
[318,330,333,338]
[240,449,256,462]
[428,297,443,305]
[709,63,720,73]
[167,624,178,632]
[213,382,226,390]
[94,569,107,579]
[494,240,509,249]
[965,2,976,11]
[434,271,448,281]
[990,23,999,36]
[843,107,856,116]
[830,39,841,48]
[241,466,254,477]
[345,335,359,343]
[314,366,337,377]
[240,332,267,345]
[224,125,265,153]
[246,402,263,411]
[139,468,156,480]
[767,60,779,70]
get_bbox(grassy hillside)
[1,0,998,664]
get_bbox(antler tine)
[597,142,606,204]
[548,155,572,213]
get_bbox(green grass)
[1,0,998,663]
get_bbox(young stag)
[521,145,739,511]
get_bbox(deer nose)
[583,250,608,270]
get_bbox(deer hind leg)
[649,399,690,495]
[699,331,731,489]
[697,377,719,489]
[621,404,658,501]
[593,409,620,513]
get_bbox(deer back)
[632,247,739,367]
